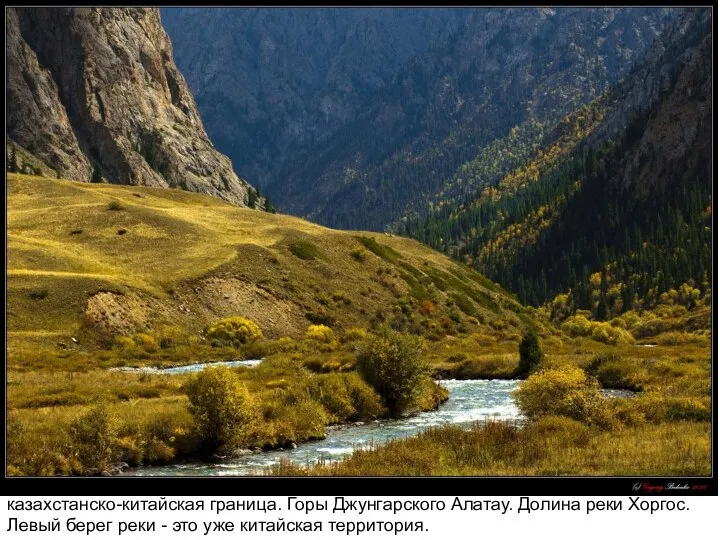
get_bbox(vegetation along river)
[125,368,520,476]
[123,361,635,476]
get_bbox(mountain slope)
[7,7,260,207]
[7,173,534,355]
[402,7,712,315]
[163,7,675,229]
[161,7,469,191]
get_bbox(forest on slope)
[401,8,712,318]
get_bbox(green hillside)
[6,173,711,477]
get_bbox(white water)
[126,379,522,476]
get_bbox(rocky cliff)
[589,8,712,195]
[7,7,259,207]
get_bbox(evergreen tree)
[8,146,18,173]
[517,327,543,378]
[247,189,258,209]
[91,165,102,183]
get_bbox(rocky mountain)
[162,7,676,228]
[7,7,260,207]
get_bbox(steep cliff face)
[7,7,258,207]
[162,8,468,190]
[6,8,92,181]
[588,8,712,195]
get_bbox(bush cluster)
[561,315,634,344]
[357,327,428,417]
[206,317,263,346]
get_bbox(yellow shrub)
[183,366,259,452]
[206,316,263,345]
[561,315,634,345]
[304,324,336,343]
[560,315,593,337]
[513,366,614,428]
[132,333,159,353]
[156,325,186,349]
[341,327,368,343]
[274,336,299,352]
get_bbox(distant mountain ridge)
[162,7,676,228]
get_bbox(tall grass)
[271,419,710,477]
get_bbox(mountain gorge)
[7,7,260,207]
[163,7,676,228]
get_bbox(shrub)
[634,394,711,423]
[155,325,187,349]
[609,399,646,427]
[276,400,328,443]
[341,327,368,343]
[304,310,336,326]
[309,372,386,422]
[331,290,351,305]
[517,328,543,377]
[183,366,258,454]
[632,317,673,339]
[132,333,159,353]
[289,240,321,260]
[350,247,367,262]
[451,293,477,316]
[561,315,634,344]
[106,201,123,211]
[28,289,49,300]
[206,316,262,345]
[513,367,614,428]
[525,415,592,448]
[310,373,356,420]
[304,324,336,343]
[343,372,387,419]
[663,397,711,421]
[656,332,707,346]
[357,327,427,416]
[69,404,119,472]
[596,361,641,391]
[274,337,299,352]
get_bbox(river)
[125,378,521,476]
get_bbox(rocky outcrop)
[7,7,259,207]
[6,8,92,181]
[587,8,712,195]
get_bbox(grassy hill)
[8,173,535,357]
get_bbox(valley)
[4,6,713,479]
[6,174,711,477]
